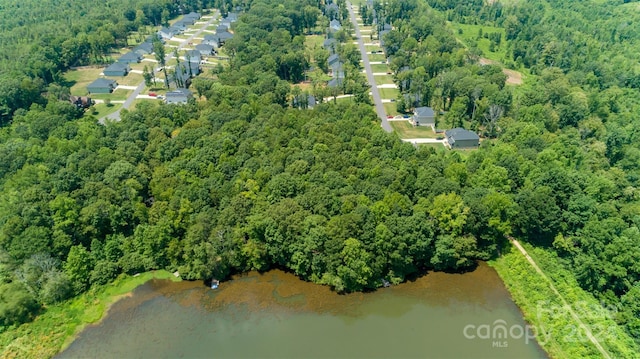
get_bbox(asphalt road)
[346,2,392,133]
[99,11,219,124]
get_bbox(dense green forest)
[1,0,640,355]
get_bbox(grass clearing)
[87,103,121,119]
[369,53,387,62]
[383,102,400,116]
[449,23,508,64]
[90,90,132,102]
[490,244,640,359]
[0,271,180,359]
[365,45,381,52]
[108,73,143,87]
[391,121,438,139]
[374,74,395,85]
[371,63,389,73]
[378,87,399,99]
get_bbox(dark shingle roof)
[445,128,479,141]
[87,78,117,88]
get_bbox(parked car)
[149,92,157,97]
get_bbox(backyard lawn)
[369,53,386,62]
[90,90,132,101]
[65,67,105,95]
[108,73,143,87]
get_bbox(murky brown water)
[58,262,548,358]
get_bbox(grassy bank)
[490,244,638,359]
[0,270,180,359]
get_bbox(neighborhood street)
[99,10,219,124]
[347,1,392,133]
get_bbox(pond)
[58,262,547,358]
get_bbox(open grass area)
[383,102,399,116]
[374,74,395,85]
[378,87,399,99]
[0,271,181,359]
[449,23,508,64]
[90,89,132,101]
[369,53,387,62]
[417,142,445,150]
[391,121,438,139]
[108,73,143,87]
[365,45,381,52]
[490,244,640,359]
[87,103,121,118]
[371,63,389,73]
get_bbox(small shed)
[87,78,118,94]
[118,52,142,64]
[103,62,130,77]
[445,128,480,149]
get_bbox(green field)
[383,102,399,116]
[90,89,132,101]
[369,53,387,62]
[87,103,121,119]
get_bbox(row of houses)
[159,12,202,40]
[324,18,344,88]
[202,23,235,48]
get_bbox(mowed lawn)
[378,87,399,99]
[391,121,439,139]
[374,74,395,85]
[371,63,389,73]
[108,73,143,87]
[383,102,399,116]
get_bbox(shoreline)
[0,270,181,359]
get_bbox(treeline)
[0,0,232,125]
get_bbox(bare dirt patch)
[479,57,523,85]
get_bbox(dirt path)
[508,237,611,359]
[479,57,523,85]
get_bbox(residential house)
[185,50,201,63]
[325,3,339,19]
[118,51,142,64]
[329,19,341,33]
[133,41,154,55]
[172,61,201,87]
[327,53,341,68]
[158,27,175,40]
[323,38,337,54]
[173,21,189,31]
[215,30,234,45]
[293,94,316,109]
[87,78,118,94]
[195,43,215,56]
[103,62,131,76]
[165,88,193,104]
[379,23,392,47]
[203,34,220,48]
[445,128,480,149]
[216,24,228,33]
[412,106,435,127]
[184,11,201,20]
[69,96,92,109]
[328,77,343,88]
[221,12,239,27]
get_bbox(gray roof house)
[216,30,234,43]
[329,19,341,32]
[445,128,480,149]
[323,38,338,54]
[158,27,175,40]
[165,88,193,104]
[379,24,392,47]
[173,20,189,30]
[221,12,239,27]
[103,62,130,77]
[195,43,215,56]
[325,3,339,19]
[328,77,344,88]
[327,53,341,67]
[133,41,154,55]
[118,51,142,64]
[203,34,219,47]
[216,24,228,33]
[184,12,201,20]
[412,106,435,126]
[172,62,201,86]
[87,78,118,94]
[185,50,201,63]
